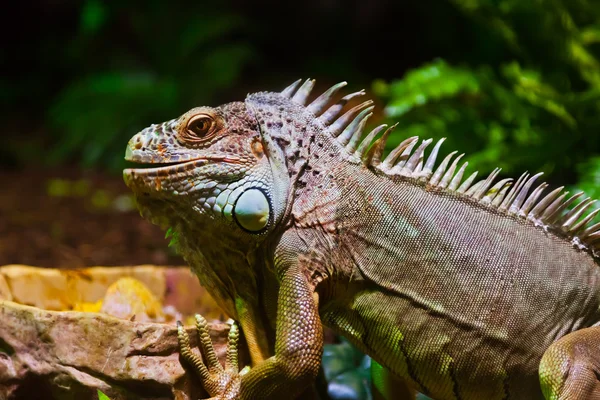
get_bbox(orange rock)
[99,277,165,322]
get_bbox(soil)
[0,167,185,267]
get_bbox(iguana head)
[123,79,375,243]
[123,101,283,238]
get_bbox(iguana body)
[124,79,600,399]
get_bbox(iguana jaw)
[124,158,207,175]
[122,156,247,199]
[123,155,242,176]
[122,130,246,190]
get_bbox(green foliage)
[46,178,90,198]
[375,0,600,207]
[165,227,179,248]
[574,157,600,200]
[80,0,107,35]
[322,338,373,400]
[322,338,435,400]
[46,1,256,172]
[49,73,179,170]
[10,0,600,204]
[97,390,111,400]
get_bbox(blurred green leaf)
[48,72,178,171]
[81,0,107,34]
[574,157,600,202]
[501,62,576,128]
[381,60,480,117]
[47,179,70,198]
[41,3,256,172]
[177,14,246,60]
[322,339,372,400]
[581,26,600,44]
[91,189,112,209]
[97,390,111,400]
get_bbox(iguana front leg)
[178,262,324,399]
[539,326,600,399]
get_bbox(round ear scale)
[232,188,271,233]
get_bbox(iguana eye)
[186,115,214,139]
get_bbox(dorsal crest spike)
[291,78,316,105]
[281,79,302,98]
[509,172,543,215]
[344,112,373,151]
[541,191,569,221]
[319,90,366,126]
[330,100,374,137]
[456,170,477,193]
[520,182,548,216]
[395,139,420,171]
[441,154,467,189]
[429,151,458,186]
[400,139,433,177]
[338,107,374,147]
[420,138,446,180]
[545,192,584,224]
[581,221,600,239]
[465,179,483,196]
[306,82,347,116]
[482,178,513,205]
[448,162,469,191]
[365,123,398,167]
[283,79,600,258]
[530,186,564,218]
[380,137,418,172]
[560,198,595,229]
[499,172,529,212]
[357,124,388,161]
[473,168,502,200]
[571,209,600,234]
[492,182,512,207]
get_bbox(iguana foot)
[539,326,600,400]
[177,314,248,399]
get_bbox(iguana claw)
[177,315,244,399]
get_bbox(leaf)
[97,390,111,400]
[80,0,107,35]
[382,60,480,117]
[502,62,576,128]
[581,25,600,45]
[574,157,600,203]
[48,72,178,171]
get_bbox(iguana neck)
[173,218,262,319]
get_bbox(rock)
[0,265,246,400]
[0,265,170,311]
[99,277,166,322]
[0,273,11,301]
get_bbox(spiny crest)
[281,78,600,258]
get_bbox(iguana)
[123,79,600,400]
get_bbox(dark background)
[2,0,600,267]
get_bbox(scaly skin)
[124,80,600,399]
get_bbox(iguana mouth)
[124,158,207,176]
[124,156,242,175]
[126,161,188,169]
